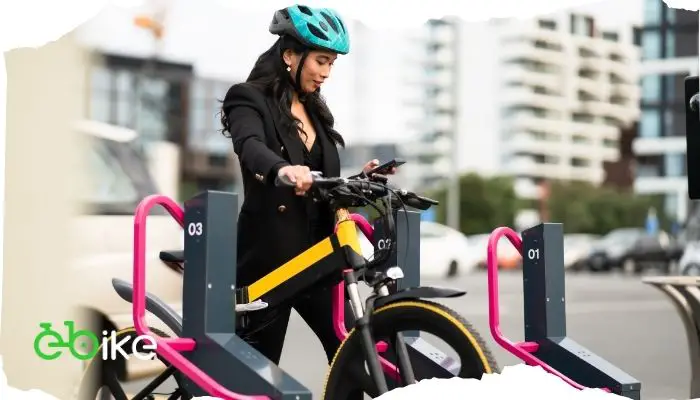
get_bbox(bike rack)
[487,223,641,399]
[367,209,463,379]
[641,276,700,398]
[132,192,472,398]
[133,191,311,400]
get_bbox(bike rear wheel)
[76,327,191,400]
[322,299,498,399]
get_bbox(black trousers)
[239,282,354,364]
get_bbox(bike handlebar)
[274,172,438,211]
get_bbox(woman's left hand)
[362,159,398,176]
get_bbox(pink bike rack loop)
[133,194,269,400]
[486,227,611,393]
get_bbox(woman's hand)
[362,159,398,175]
[278,165,313,196]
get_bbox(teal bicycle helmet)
[269,5,350,55]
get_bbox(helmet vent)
[320,12,339,34]
[319,21,329,31]
[297,5,313,16]
[307,23,329,41]
[336,18,346,33]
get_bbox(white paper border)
[0,0,698,398]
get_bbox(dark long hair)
[220,35,345,148]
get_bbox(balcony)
[634,176,687,194]
[504,156,562,179]
[502,86,566,111]
[502,66,561,91]
[507,132,563,156]
[606,59,638,84]
[632,136,687,156]
[578,57,604,72]
[428,69,454,87]
[506,113,567,136]
[433,92,454,111]
[570,165,604,183]
[432,114,454,131]
[577,76,606,99]
[609,82,641,101]
[501,41,566,66]
[574,100,638,124]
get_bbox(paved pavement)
[123,271,692,400]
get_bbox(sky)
[569,0,644,28]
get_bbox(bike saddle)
[159,250,184,263]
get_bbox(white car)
[419,221,477,277]
[679,241,700,276]
[358,220,475,278]
[563,234,600,270]
[72,121,183,381]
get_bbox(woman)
[219,5,395,366]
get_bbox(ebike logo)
[33,321,157,361]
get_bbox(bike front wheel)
[322,299,499,400]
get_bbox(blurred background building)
[70,0,698,226]
[632,0,699,223]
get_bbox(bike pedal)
[235,299,269,313]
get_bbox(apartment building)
[399,18,461,191]
[632,0,699,223]
[459,13,642,204]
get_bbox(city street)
[124,271,691,400]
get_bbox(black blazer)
[222,82,341,286]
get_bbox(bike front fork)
[344,275,416,395]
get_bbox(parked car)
[584,228,675,273]
[564,234,600,270]
[358,221,476,278]
[678,241,700,276]
[419,221,477,278]
[73,120,183,380]
[469,232,522,271]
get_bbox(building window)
[665,31,675,58]
[538,19,557,30]
[642,30,662,59]
[666,8,676,24]
[188,78,235,155]
[664,74,678,103]
[665,193,678,220]
[602,32,619,42]
[636,155,663,177]
[644,0,662,25]
[665,153,685,177]
[639,109,661,138]
[641,75,661,102]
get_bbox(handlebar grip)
[274,174,296,188]
[418,195,439,206]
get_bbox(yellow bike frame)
[243,208,364,306]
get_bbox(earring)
[286,65,291,72]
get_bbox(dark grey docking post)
[370,209,461,381]
[521,223,641,399]
[180,191,312,399]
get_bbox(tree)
[430,173,520,235]
[547,180,670,234]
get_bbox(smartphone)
[367,158,406,176]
